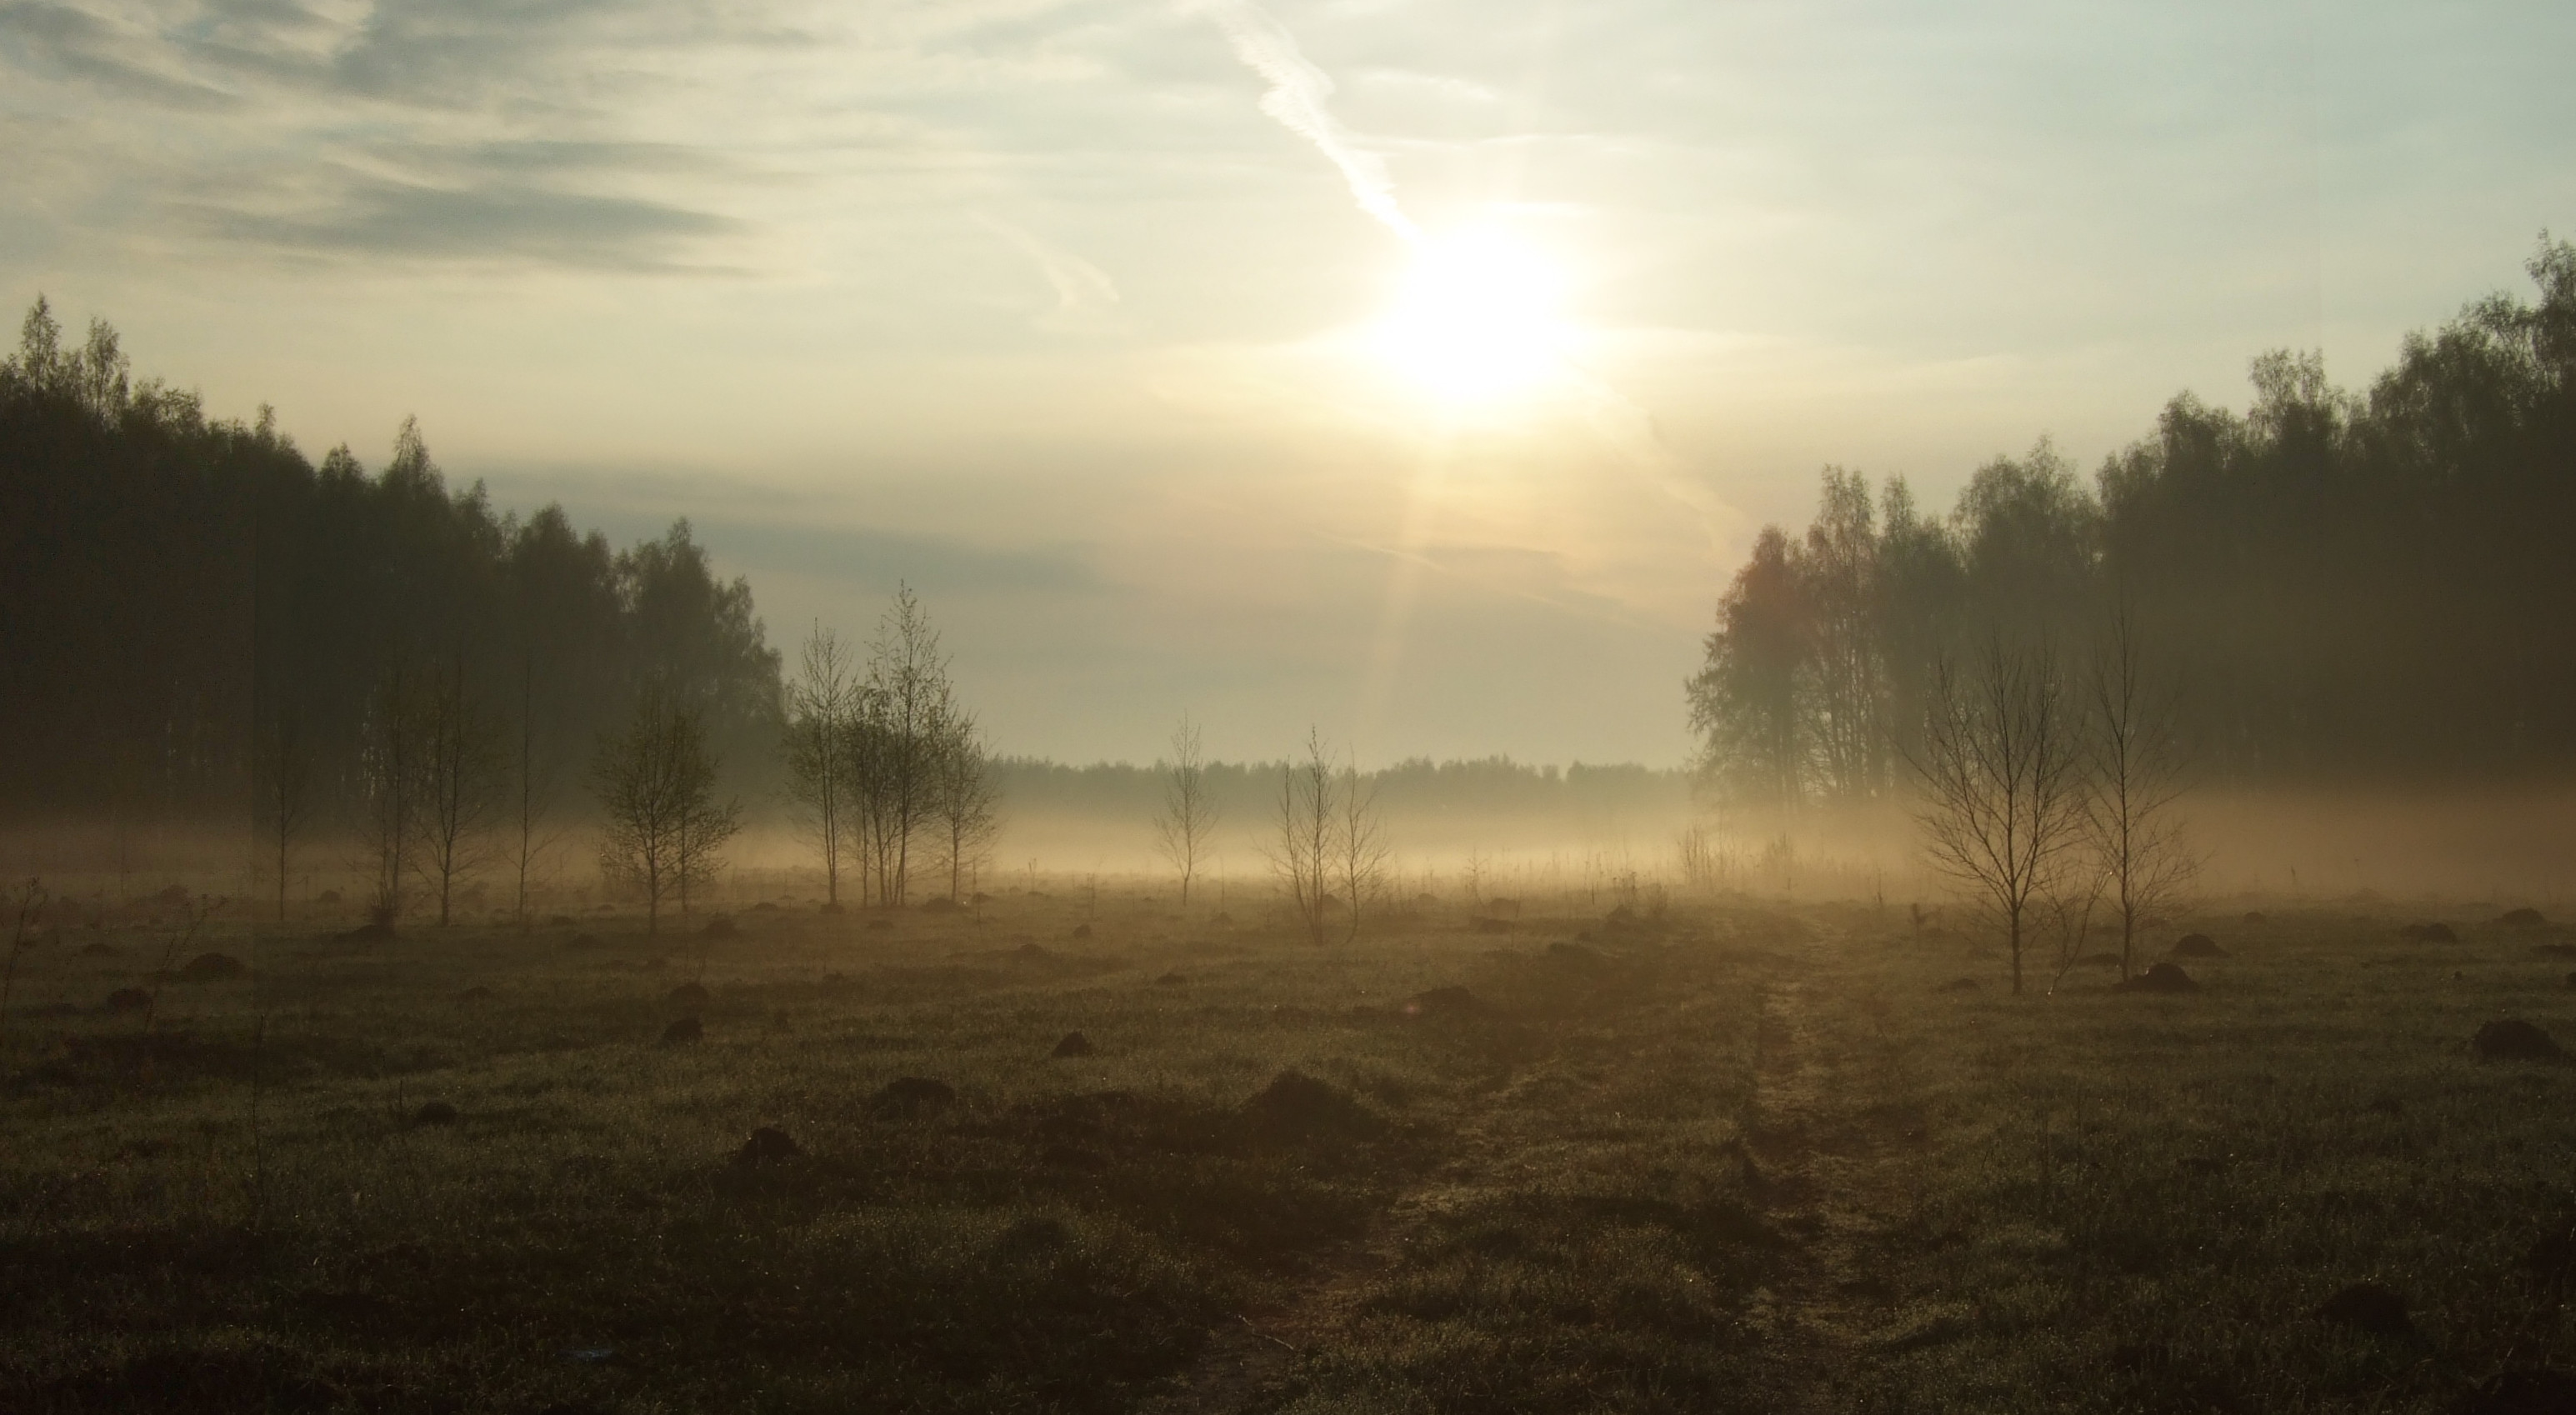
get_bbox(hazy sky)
[4,0,2569,766]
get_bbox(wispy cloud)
[982,217,1123,331]
[1193,0,1418,242]
[0,1,239,108]
[189,171,743,269]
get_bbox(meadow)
[2,881,2571,1413]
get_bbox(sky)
[3,0,2571,768]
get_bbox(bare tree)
[783,623,859,908]
[1906,638,2090,995]
[415,654,507,927]
[258,710,309,923]
[1153,713,1221,907]
[928,710,1002,903]
[593,684,733,935]
[672,770,742,922]
[1266,728,1338,946]
[863,585,949,908]
[357,665,424,928]
[2039,858,2109,992]
[508,652,563,932]
[1333,754,1391,943]
[2087,604,2199,980]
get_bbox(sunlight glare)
[1371,227,1573,408]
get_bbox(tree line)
[1688,239,2576,801]
[0,298,1001,928]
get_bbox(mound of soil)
[2313,1281,2413,1337]
[1936,978,1981,994]
[2400,921,2459,944]
[1403,985,1489,1018]
[667,982,711,1009]
[1013,942,1054,962]
[702,914,737,938]
[2118,962,2200,993]
[548,913,577,926]
[1242,1069,1382,1142]
[456,986,494,1003]
[1051,1030,1095,1058]
[78,941,118,958]
[2459,1367,2576,1415]
[2532,942,2576,958]
[2169,933,2228,958]
[1070,922,1093,939]
[972,892,993,904]
[866,917,893,932]
[411,1101,459,1127]
[869,1076,958,1118]
[659,1016,703,1046]
[1154,971,1187,986]
[177,952,247,982]
[103,987,150,1013]
[2243,911,2269,925]
[333,922,398,944]
[2471,1019,2564,1062]
[2498,908,2550,930]
[818,901,845,915]
[921,897,961,914]
[1470,918,1513,935]
[735,1126,801,1165]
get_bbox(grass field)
[2,885,2572,1413]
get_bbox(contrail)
[1196,0,1420,243]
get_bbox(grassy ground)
[1,887,2570,1412]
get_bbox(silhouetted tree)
[858,586,952,907]
[593,685,732,935]
[1687,525,1808,806]
[1333,753,1391,943]
[1908,638,2088,995]
[2085,604,2198,980]
[783,623,859,908]
[415,654,507,927]
[928,711,1001,903]
[257,709,310,922]
[1267,729,1340,946]
[1153,714,1221,907]
[357,666,425,927]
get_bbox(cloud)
[1193,0,1418,242]
[982,217,1123,331]
[191,172,743,268]
[0,1,239,108]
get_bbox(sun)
[1369,226,1572,408]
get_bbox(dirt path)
[1745,932,1927,1414]
[1139,929,1928,1414]
[1132,1108,1511,1414]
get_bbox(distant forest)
[0,298,782,832]
[1690,239,2576,802]
[998,756,1686,831]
